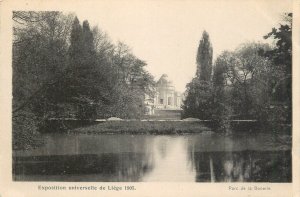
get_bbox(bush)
[12,110,43,150]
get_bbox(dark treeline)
[182,13,292,132]
[12,11,155,149]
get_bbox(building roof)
[156,74,174,88]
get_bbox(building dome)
[157,74,174,88]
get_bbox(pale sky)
[74,0,292,92]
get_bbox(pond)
[13,132,291,182]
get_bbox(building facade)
[144,74,182,115]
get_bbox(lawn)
[74,120,212,135]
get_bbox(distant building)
[154,74,182,109]
[144,74,182,115]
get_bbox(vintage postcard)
[0,0,299,196]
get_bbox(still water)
[13,133,291,182]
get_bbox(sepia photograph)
[1,0,300,196]
[10,1,294,184]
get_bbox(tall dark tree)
[182,31,214,120]
[66,18,100,119]
[69,17,83,67]
[211,55,227,124]
[196,31,213,81]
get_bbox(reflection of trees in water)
[157,139,167,159]
[14,135,156,182]
[77,134,156,181]
[14,134,291,182]
[186,133,291,182]
[189,151,291,182]
[111,153,154,181]
[99,137,155,181]
[222,153,250,182]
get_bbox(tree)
[262,13,292,123]
[13,12,73,112]
[65,18,103,119]
[211,55,228,125]
[68,17,83,67]
[196,31,213,81]
[12,11,156,145]
[12,11,74,149]
[213,43,272,120]
[13,11,73,114]
[182,79,213,119]
[264,13,292,76]
[182,31,213,119]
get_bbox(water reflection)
[143,137,195,181]
[13,133,291,182]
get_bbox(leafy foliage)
[261,13,292,123]
[182,79,213,119]
[12,12,155,149]
[182,13,292,133]
[183,31,213,119]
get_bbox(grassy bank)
[73,121,213,135]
